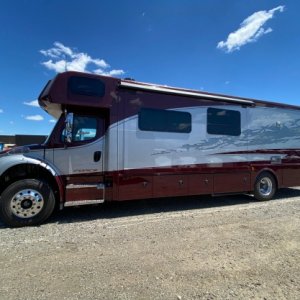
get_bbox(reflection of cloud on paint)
[249,110,294,128]
[154,156,172,166]
[130,98,143,107]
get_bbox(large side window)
[207,107,241,136]
[138,108,191,133]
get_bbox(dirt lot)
[0,188,299,300]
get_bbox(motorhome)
[0,71,299,227]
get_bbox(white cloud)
[108,69,125,76]
[42,59,67,73]
[24,100,39,107]
[217,5,285,53]
[40,41,73,58]
[25,115,44,121]
[0,109,3,113]
[93,58,109,69]
[94,68,125,76]
[40,42,124,76]
[49,119,56,123]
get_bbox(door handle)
[94,151,101,162]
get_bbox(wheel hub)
[10,189,44,219]
[259,178,273,196]
[21,199,33,209]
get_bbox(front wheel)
[254,172,277,201]
[0,179,55,227]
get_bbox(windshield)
[43,114,62,145]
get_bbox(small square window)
[207,107,241,136]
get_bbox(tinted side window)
[207,108,241,136]
[68,76,105,97]
[61,115,99,143]
[138,108,191,133]
[72,116,98,141]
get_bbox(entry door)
[53,114,105,203]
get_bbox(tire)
[0,179,55,227]
[254,172,277,201]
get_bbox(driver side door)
[53,113,106,205]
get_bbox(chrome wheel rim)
[10,189,44,218]
[259,177,273,196]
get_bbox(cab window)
[61,115,100,143]
[72,116,97,141]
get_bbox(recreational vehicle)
[0,71,299,227]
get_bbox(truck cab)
[0,72,116,227]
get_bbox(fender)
[0,153,65,206]
[252,167,281,189]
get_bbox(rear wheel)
[0,179,55,227]
[254,172,276,201]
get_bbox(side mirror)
[65,113,74,143]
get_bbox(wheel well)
[0,164,60,205]
[255,170,278,189]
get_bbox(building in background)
[0,135,47,148]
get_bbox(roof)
[120,78,300,110]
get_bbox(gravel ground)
[0,188,299,300]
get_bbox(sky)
[0,0,299,136]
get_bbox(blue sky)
[0,0,299,136]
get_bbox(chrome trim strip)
[66,184,105,189]
[64,199,105,207]
[120,81,255,105]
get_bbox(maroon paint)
[283,169,300,186]
[213,172,250,194]
[187,174,213,196]
[62,173,105,203]
[65,187,104,202]
[54,175,65,204]
[110,161,299,202]
[118,175,152,201]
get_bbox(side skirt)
[64,183,105,207]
